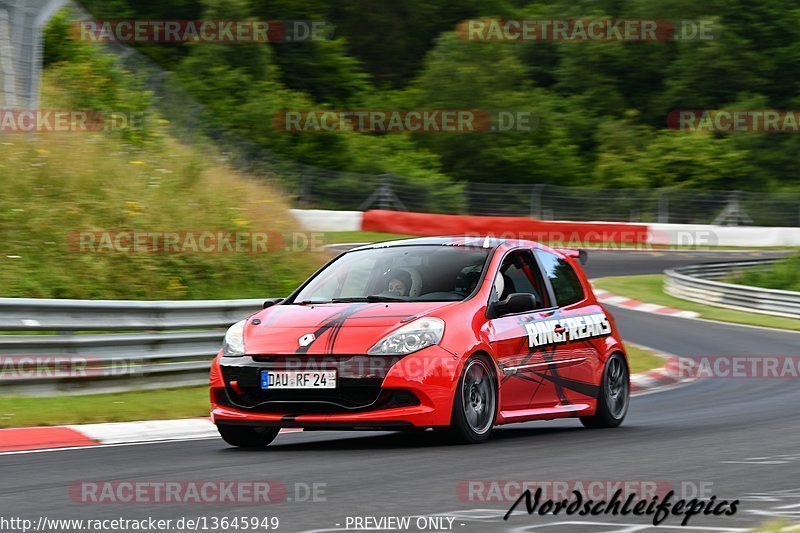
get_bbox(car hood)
[242,301,457,355]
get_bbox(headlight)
[222,319,246,357]
[368,318,444,356]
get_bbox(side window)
[536,250,585,307]
[492,250,550,308]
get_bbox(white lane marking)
[722,460,790,465]
[672,313,800,335]
[722,454,800,466]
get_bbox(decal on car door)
[524,312,611,347]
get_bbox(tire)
[217,424,280,448]
[447,355,498,444]
[580,353,629,429]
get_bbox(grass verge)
[0,387,209,428]
[0,134,326,300]
[594,274,800,332]
[626,343,667,374]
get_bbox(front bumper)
[210,345,460,428]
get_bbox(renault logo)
[298,333,316,347]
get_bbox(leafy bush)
[42,11,155,146]
[731,255,800,292]
[44,0,800,199]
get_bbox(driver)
[385,269,412,297]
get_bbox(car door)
[532,249,609,409]
[486,248,561,412]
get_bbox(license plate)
[260,370,337,389]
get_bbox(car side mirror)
[263,298,284,309]
[492,293,540,317]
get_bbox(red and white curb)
[0,418,302,454]
[630,356,696,396]
[593,287,700,319]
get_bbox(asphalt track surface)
[2,250,799,533]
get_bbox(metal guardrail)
[0,298,264,395]
[0,297,264,331]
[664,259,800,319]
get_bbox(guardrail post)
[357,173,407,211]
[658,189,669,223]
[712,190,753,226]
[529,184,544,219]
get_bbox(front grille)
[219,355,418,414]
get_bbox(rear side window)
[536,250,585,307]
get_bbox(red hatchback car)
[210,237,630,447]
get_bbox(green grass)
[594,274,800,332]
[0,344,667,428]
[0,134,325,300]
[0,72,328,300]
[0,386,209,428]
[755,521,790,533]
[625,343,667,374]
[729,254,800,292]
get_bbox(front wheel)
[580,353,629,428]
[217,424,280,448]
[447,356,497,444]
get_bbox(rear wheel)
[447,356,497,444]
[580,353,629,428]
[216,424,280,448]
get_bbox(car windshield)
[291,245,491,303]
